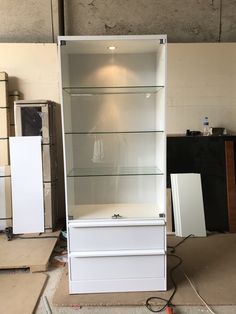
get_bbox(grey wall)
[0,0,59,42]
[0,0,236,43]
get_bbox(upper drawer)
[69,220,165,252]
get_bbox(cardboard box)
[0,165,12,230]
[9,90,20,125]
[0,108,10,138]
[0,138,9,165]
[0,72,8,108]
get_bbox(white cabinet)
[59,35,167,294]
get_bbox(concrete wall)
[167,43,236,134]
[0,0,59,43]
[1,0,236,43]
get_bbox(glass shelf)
[63,86,164,96]
[67,166,163,177]
[65,130,164,135]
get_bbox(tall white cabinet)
[59,35,167,294]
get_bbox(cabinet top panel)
[59,35,167,54]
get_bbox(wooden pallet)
[0,231,60,272]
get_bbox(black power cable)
[167,234,194,254]
[145,234,194,312]
[146,254,182,312]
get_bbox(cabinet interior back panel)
[68,53,157,87]
[69,93,158,133]
[10,136,44,234]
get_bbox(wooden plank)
[0,272,47,314]
[10,136,44,234]
[42,144,56,182]
[44,181,58,230]
[166,188,173,233]
[0,231,59,272]
[225,141,236,232]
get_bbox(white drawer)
[69,251,166,293]
[69,220,165,252]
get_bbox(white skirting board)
[170,173,206,237]
[9,136,44,234]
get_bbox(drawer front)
[69,224,165,252]
[69,253,166,293]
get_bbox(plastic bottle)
[203,116,210,136]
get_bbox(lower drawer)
[69,251,166,293]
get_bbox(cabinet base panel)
[69,277,166,294]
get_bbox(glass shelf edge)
[62,85,165,96]
[66,167,164,177]
[67,173,164,178]
[64,130,165,135]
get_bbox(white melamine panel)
[171,173,206,237]
[70,277,166,294]
[69,223,165,252]
[59,35,167,294]
[70,253,165,293]
[10,136,44,234]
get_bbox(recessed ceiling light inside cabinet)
[108,46,116,51]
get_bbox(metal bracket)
[112,214,122,219]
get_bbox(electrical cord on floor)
[145,234,194,313]
[167,234,194,253]
[146,254,182,313]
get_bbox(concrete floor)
[35,265,236,314]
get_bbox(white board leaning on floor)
[10,136,44,234]
[171,173,206,237]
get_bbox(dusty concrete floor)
[35,264,236,314]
